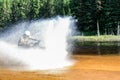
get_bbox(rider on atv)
[18,31,40,48]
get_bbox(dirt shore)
[0,55,120,80]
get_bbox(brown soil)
[1,55,120,80]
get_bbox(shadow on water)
[70,41,120,55]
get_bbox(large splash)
[0,16,75,71]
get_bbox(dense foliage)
[0,0,120,36]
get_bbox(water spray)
[0,16,75,71]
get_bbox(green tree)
[11,0,20,22]
[70,0,97,35]
[102,0,120,35]
[54,0,70,16]
[28,0,41,19]
[0,0,11,30]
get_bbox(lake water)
[71,41,120,55]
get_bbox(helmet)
[24,31,30,36]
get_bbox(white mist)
[0,16,75,71]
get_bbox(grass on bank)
[71,35,120,42]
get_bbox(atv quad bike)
[18,39,45,49]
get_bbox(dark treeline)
[0,0,120,36]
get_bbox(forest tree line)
[0,0,120,36]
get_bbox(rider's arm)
[29,37,40,42]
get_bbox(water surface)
[71,41,120,55]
